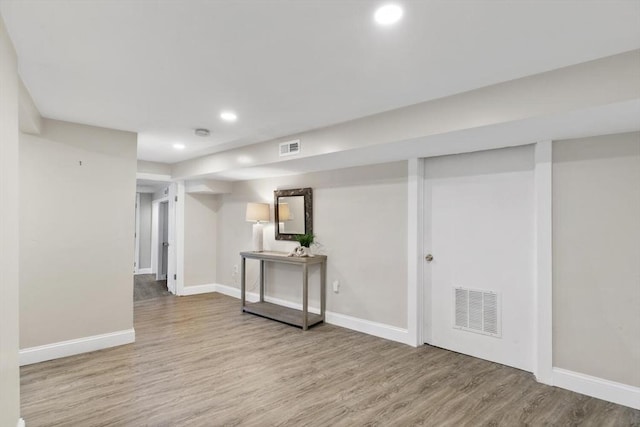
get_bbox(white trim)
[136,172,172,182]
[180,283,217,296]
[176,181,185,295]
[553,368,640,410]
[214,284,320,312]
[407,158,424,347]
[150,199,158,276]
[534,140,553,385]
[17,418,25,427]
[214,283,242,299]
[169,181,185,296]
[325,312,410,345]
[262,295,321,315]
[134,192,141,274]
[19,329,135,366]
[166,184,176,290]
[150,197,168,279]
[213,284,409,345]
[135,268,152,275]
[157,199,169,282]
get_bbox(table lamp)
[246,202,270,252]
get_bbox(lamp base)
[252,223,264,252]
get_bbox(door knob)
[425,254,434,262]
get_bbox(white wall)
[137,159,171,175]
[138,193,152,269]
[0,14,21,427]
[553,132,640,387]
[19,77,42,135]
[20,119,137,349]
[184,193,219,287]
[216,162,408,328]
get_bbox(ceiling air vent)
[453,287,501,337]
[279,139,300,157]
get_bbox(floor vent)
[279,139,300,156]
[453,287,501,337]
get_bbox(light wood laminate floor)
[21,293,640,426]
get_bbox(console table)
[240,251,327,330]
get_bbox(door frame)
[153,199,169,281]
[407,141,553,384]
[169,181,185,296]
[139,173,185,297]
[151,196,167,281]
[134,193,141,274]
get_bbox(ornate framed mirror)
[274,188,312,241]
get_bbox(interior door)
[134,193,140,273]
[423,146,535,372]
[157,201,169,280]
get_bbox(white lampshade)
[278,203,290,221]
[246,203,270,223]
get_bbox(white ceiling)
[2,1,639,164]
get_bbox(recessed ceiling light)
[173,143,185,150]
[374,4,403,26]
[194,128,210,137]
[220,111,238,122]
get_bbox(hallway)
[133,274,170,302]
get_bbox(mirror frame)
[274,187,313,241]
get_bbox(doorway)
[422,146,535,372]
[134,177,182,299]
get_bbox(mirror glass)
[277,196,305,234]
[274,188,312,241]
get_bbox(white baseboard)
[17,418,25,427]
[214,283,409,345]
[212,283,241,299]
[180,283,217,296]
[553,367,640,410]
[262,294,321,314]
[215,283,319,315]
[324,311,410,345]
[135,268,152,275]
[19,328,135,366]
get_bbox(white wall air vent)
[279,139,300,157]
[453,287,501,337]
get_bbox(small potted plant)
[289,233,315,257]
[295,233,315,248]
